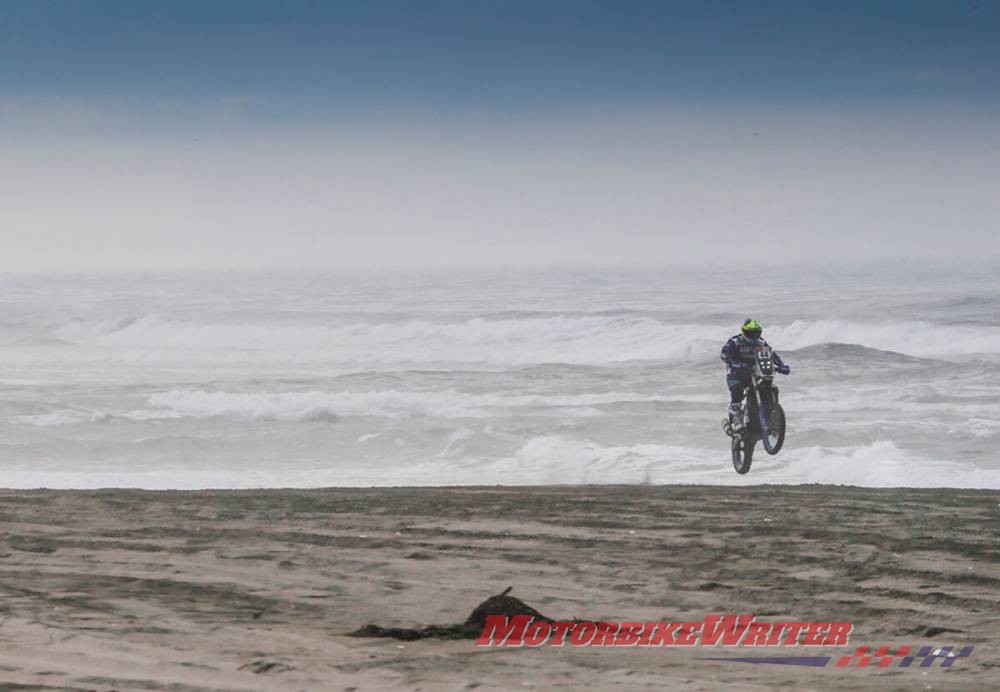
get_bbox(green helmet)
[741,318,762,342]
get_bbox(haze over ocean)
[2,1,998,271]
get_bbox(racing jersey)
[720,334,786,374]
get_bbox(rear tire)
[762,403,786,455]
[732,433,753,474]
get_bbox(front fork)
[755,384,779,431]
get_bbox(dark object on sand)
[349,586,552,640]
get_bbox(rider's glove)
[777,364,790,375]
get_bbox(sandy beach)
[0,485,997,691]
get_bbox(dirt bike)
[721,343,786,474]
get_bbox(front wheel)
[732,432,754,474]
[761,403,786,455]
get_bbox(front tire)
[732,433,753,474]
[761,403,785,455]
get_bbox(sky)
[1,0,998,270]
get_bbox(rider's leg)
[726,375,745,429]
[727,403,743,430]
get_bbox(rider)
[721,319,789,431]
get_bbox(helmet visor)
[743,328,761,341]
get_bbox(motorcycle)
[721,343,786,474]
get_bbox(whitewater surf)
[1,263,997,489]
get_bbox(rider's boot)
[728,403,743,431]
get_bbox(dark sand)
[0,485,997,690]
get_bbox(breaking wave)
[482,436,1000,489]
[125,389,688,422]
[768,320,1000,358]
[4,436,996,490]
[12,409,112,427]
[48,315,1000,367]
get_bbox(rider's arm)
[771,350,790,374]
[720,338,735,365]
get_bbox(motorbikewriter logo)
[476,615,975,668]
[476,614,851,647]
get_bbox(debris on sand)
[349,587,553,641]
[239,660,294,674]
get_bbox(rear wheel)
[761,403,786,455]
[732,432,753,474]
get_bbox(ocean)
[1,262,998,489]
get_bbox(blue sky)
[1,1,998,268]
[3,0,998,120]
